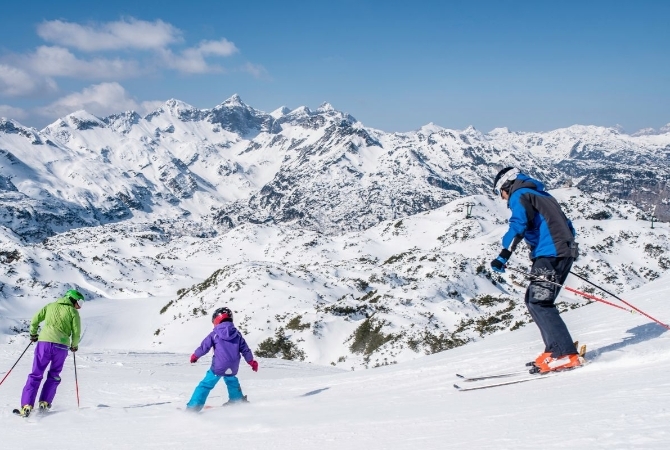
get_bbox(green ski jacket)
[30,296,81,347]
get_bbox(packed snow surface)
[1,272,669,448]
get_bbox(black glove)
[490,249,512,273]
[70,346,78,352]
[30,334,38,343]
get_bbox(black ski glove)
[30,334,38,343]
[490,249,512,273]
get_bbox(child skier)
[186,307,258,411]
[16,289,83,417]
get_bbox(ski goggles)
[493,168,519,196]
[68,295,84,309]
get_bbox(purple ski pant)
[20,341,69,407]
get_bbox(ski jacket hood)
[506,173,545,197]
[193,322,253,376]
[213,322,240,341]
[30,296,82,347]
[501,173,576,259]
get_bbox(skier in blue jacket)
[490,167,583,373]
[186,307,258,411]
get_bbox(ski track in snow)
[1,275,669,448]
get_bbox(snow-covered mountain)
[1,96,669,242]
[2,185,668,368]
[1,97,669,367]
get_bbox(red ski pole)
[569,270,670,330]
[0,342,32,387]
[506,266,670,330]
[561,286,636,313]
[562,285,670,329]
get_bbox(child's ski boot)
[223,395,249,406]
[38,401,51,412]
[13,405,32,417]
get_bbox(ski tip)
[455,374,465,379]
[453,384,462,390]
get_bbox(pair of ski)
[454,369,554,391]
[455,344,587,391]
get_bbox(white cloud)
[37,18,182,52]
[160,39,239,74]
[0,104,28,120]
[0,63,57,96]
[239,62,271,80]
[25,46,141,79]
[36,82,142,118]
[197,39,238,57]
[0,18,259,107]
[160,48,217,74]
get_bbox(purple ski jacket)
[193,322,253,376]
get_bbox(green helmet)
[65,289,85,305]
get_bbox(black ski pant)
[525,256,577,358]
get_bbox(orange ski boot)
[527,352,552,368]
[535,353,584,374]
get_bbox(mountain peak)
[419,122,443,134]
[316,102,335,113]
[487,127,510,135]
[631,128,657,137]
[164,98,196,112]
[290,106,312,115]
[632,123,670,137]
[66,109,100,120]
[223,94,245,107]
[62,110,105,130]
[271,106,291,118]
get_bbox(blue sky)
[0,0,668,133]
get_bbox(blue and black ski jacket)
[502,174,576,259]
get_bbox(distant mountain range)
[1,95,669,242]
[2,97,670,367]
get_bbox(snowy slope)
[1,271,668,448]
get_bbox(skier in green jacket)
[17,289,83,417]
